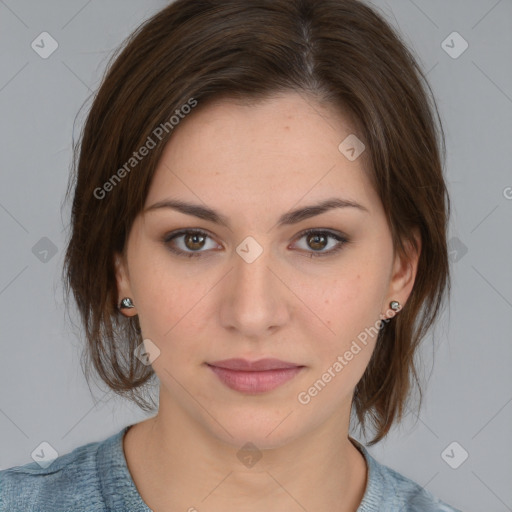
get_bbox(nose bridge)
[235,246,273,299]
[220,238,288,335]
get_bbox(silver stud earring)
[389,300,401,311]
[119,297,135,310]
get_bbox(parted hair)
[63,0,451,445]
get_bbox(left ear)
[384,227,421,313]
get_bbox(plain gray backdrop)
[1,1,511,511]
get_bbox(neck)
[124,403,368,512]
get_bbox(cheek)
[128,256,216,370]
[298,273,385,404]
[307,263,389,382]
[126,248,187,337]
[321,271,384,336]
[135,275,198,340]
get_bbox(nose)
[218,244,290,339]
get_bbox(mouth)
[208,358,302,371]
[206,358,305,394]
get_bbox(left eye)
[294,229,349,257]
[163,229,349,258]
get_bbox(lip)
[206,358,304,394]
[208,358,301,371]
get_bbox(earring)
[119,297,135,310]
[389,300,401,311]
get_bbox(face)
[115,91,419,449]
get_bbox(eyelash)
[162,228,349,259]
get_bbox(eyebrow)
[144,197,369,228]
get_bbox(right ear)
[114,251,137,316]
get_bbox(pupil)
[187,233,205,250]
[309,233,326,250]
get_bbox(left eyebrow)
[143,197,369,229]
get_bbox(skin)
[114,91,421,512]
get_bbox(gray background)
[1,1,511,511]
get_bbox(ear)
[383,228,421,317]
[114,251,137,316]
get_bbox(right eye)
[163,229,221,258]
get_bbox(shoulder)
[375,461,462,511]
[353,440,463,512]
[0,435,105,512]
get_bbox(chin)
[204,410,305,451]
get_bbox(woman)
[0,0,462,510]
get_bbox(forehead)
[145,92,379,218]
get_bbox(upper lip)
[207,358,303,371]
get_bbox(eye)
[163,228,349,259]
[163,229,219,258]
[292,229,349,258]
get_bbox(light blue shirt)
[0,425,462,511]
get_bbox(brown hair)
[63,0,451,445]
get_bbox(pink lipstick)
[206,358,304,393]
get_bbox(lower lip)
[207,365,304,393]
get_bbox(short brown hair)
[63,0,451,445]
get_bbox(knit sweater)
[0,425,462,511]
